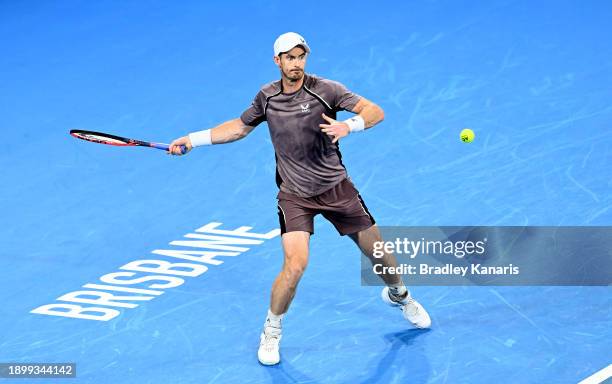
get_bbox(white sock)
[264,309,283,335]
[389,285,408,299]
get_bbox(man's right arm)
[168,118,255,155]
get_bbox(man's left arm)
[319,97,385,143]
[350,97,385,128]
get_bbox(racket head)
[70,129,135,147]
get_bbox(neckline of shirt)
[280,74,309,95]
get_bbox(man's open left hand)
[319,113,349,143]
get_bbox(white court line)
[578,364,612,384]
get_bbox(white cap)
[273,32,310,56]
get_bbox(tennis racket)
[70,129,187,154]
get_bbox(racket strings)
[72,132,129,145]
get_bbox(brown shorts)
[277,178,376,236]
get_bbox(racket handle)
[153,143,188,154]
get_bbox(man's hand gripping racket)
[168,136,193,155]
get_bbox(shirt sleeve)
[240,91,266,127]
[330,80,362,112]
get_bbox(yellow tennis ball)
[460,128,475,143]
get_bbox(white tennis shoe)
[381,287,431,329]
[258,328,281,365]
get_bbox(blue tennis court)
[1,1,611,383]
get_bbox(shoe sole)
[258,358,280,366]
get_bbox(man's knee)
[282,257,307,285]
[352,225,383,254]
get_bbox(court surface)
[1,1,611,383]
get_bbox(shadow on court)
[262,329,431,384]
[265,360,319,384]
[359,329,432,384]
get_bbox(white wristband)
[188,129,212,147]
[344,115,365,133]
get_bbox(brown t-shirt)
[240,74,362,197]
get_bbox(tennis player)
[169,32,431,366]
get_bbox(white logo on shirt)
[300,103,310,113]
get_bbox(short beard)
[282,68,303,83]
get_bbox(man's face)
[274,46,307,82]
